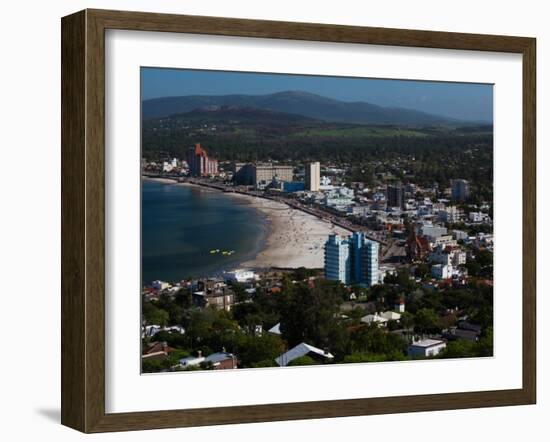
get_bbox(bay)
[141,180,267,285]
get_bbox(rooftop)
[410,339,445,348]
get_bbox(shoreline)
[142,176,351,270]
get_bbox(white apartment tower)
[305,162,321,191]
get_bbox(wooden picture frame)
[61,8,536,433]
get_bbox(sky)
[141,67,493,122]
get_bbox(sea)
[141,180,268,285]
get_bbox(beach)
[224,193,351,269]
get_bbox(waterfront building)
[225,269,257,283]
[254,164,293,188]
[187,143,219,176]
[324,187,355,210]
[233,163,293,188]
[282,181,306,193]
[350,232,379,287]
[305,161,321,191]
[451,179,470,202]
[324,232,379,287]
[231,162,246,173]
[151,280,170,290]
[387,183,405,209]
[324,234,351,284]
[162,161,173,173]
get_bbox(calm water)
[142,181,267,285]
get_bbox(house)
[204,351,238,369]
[443,327,480,342]
[180,350,238,369]
[408,339,447,358]
[275,343,334,367]
[225,269,257,283]
[380,311,402,321]
[142,341,174,360]
[142,324,185,338]
[360,313,389,326]
[151,280,170,290]
[268,322,282,335]
[193,286,235,311]
[394,297,406,313]
[179,351,206,368]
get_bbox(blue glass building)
[324,232,379,286]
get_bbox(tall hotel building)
[451,179,470,202]
[305,162,321,191]
[387,183,405,209]
[324,232,379,286]
[187,143,219,176]
[324,235,351,284]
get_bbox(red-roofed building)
[142,341,175,361]
[407,231,431,260]
[187,143,219,176]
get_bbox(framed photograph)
[61,9,536,433]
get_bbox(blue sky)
[141,67,493,122]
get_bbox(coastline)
[234,193,351,269]
[142,176,351,271]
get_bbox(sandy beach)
[143,176,179,184]
[227,193,351,269]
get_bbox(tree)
[142,302,170,327]
[400,311,415,330]
[413,308,441,334]
[279,280,347,351]
[414,263,430,279]
[237,334,284,368]
[343,351,406,364]
[350,324,407,357]
[477,327,493,357]
[440,340,478,358]
[142,357,170,373]
[475,249,493,268]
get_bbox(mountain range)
[142,90,459,126]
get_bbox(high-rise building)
[350,232,379,287]
[305,162,321,191]
[324,234,351,285]
[451,179,470,202]
[233,163,293,188]
[324,232,379,287]
[253,164,293,188]
[387,184,405,209]
[187,143,219,176]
